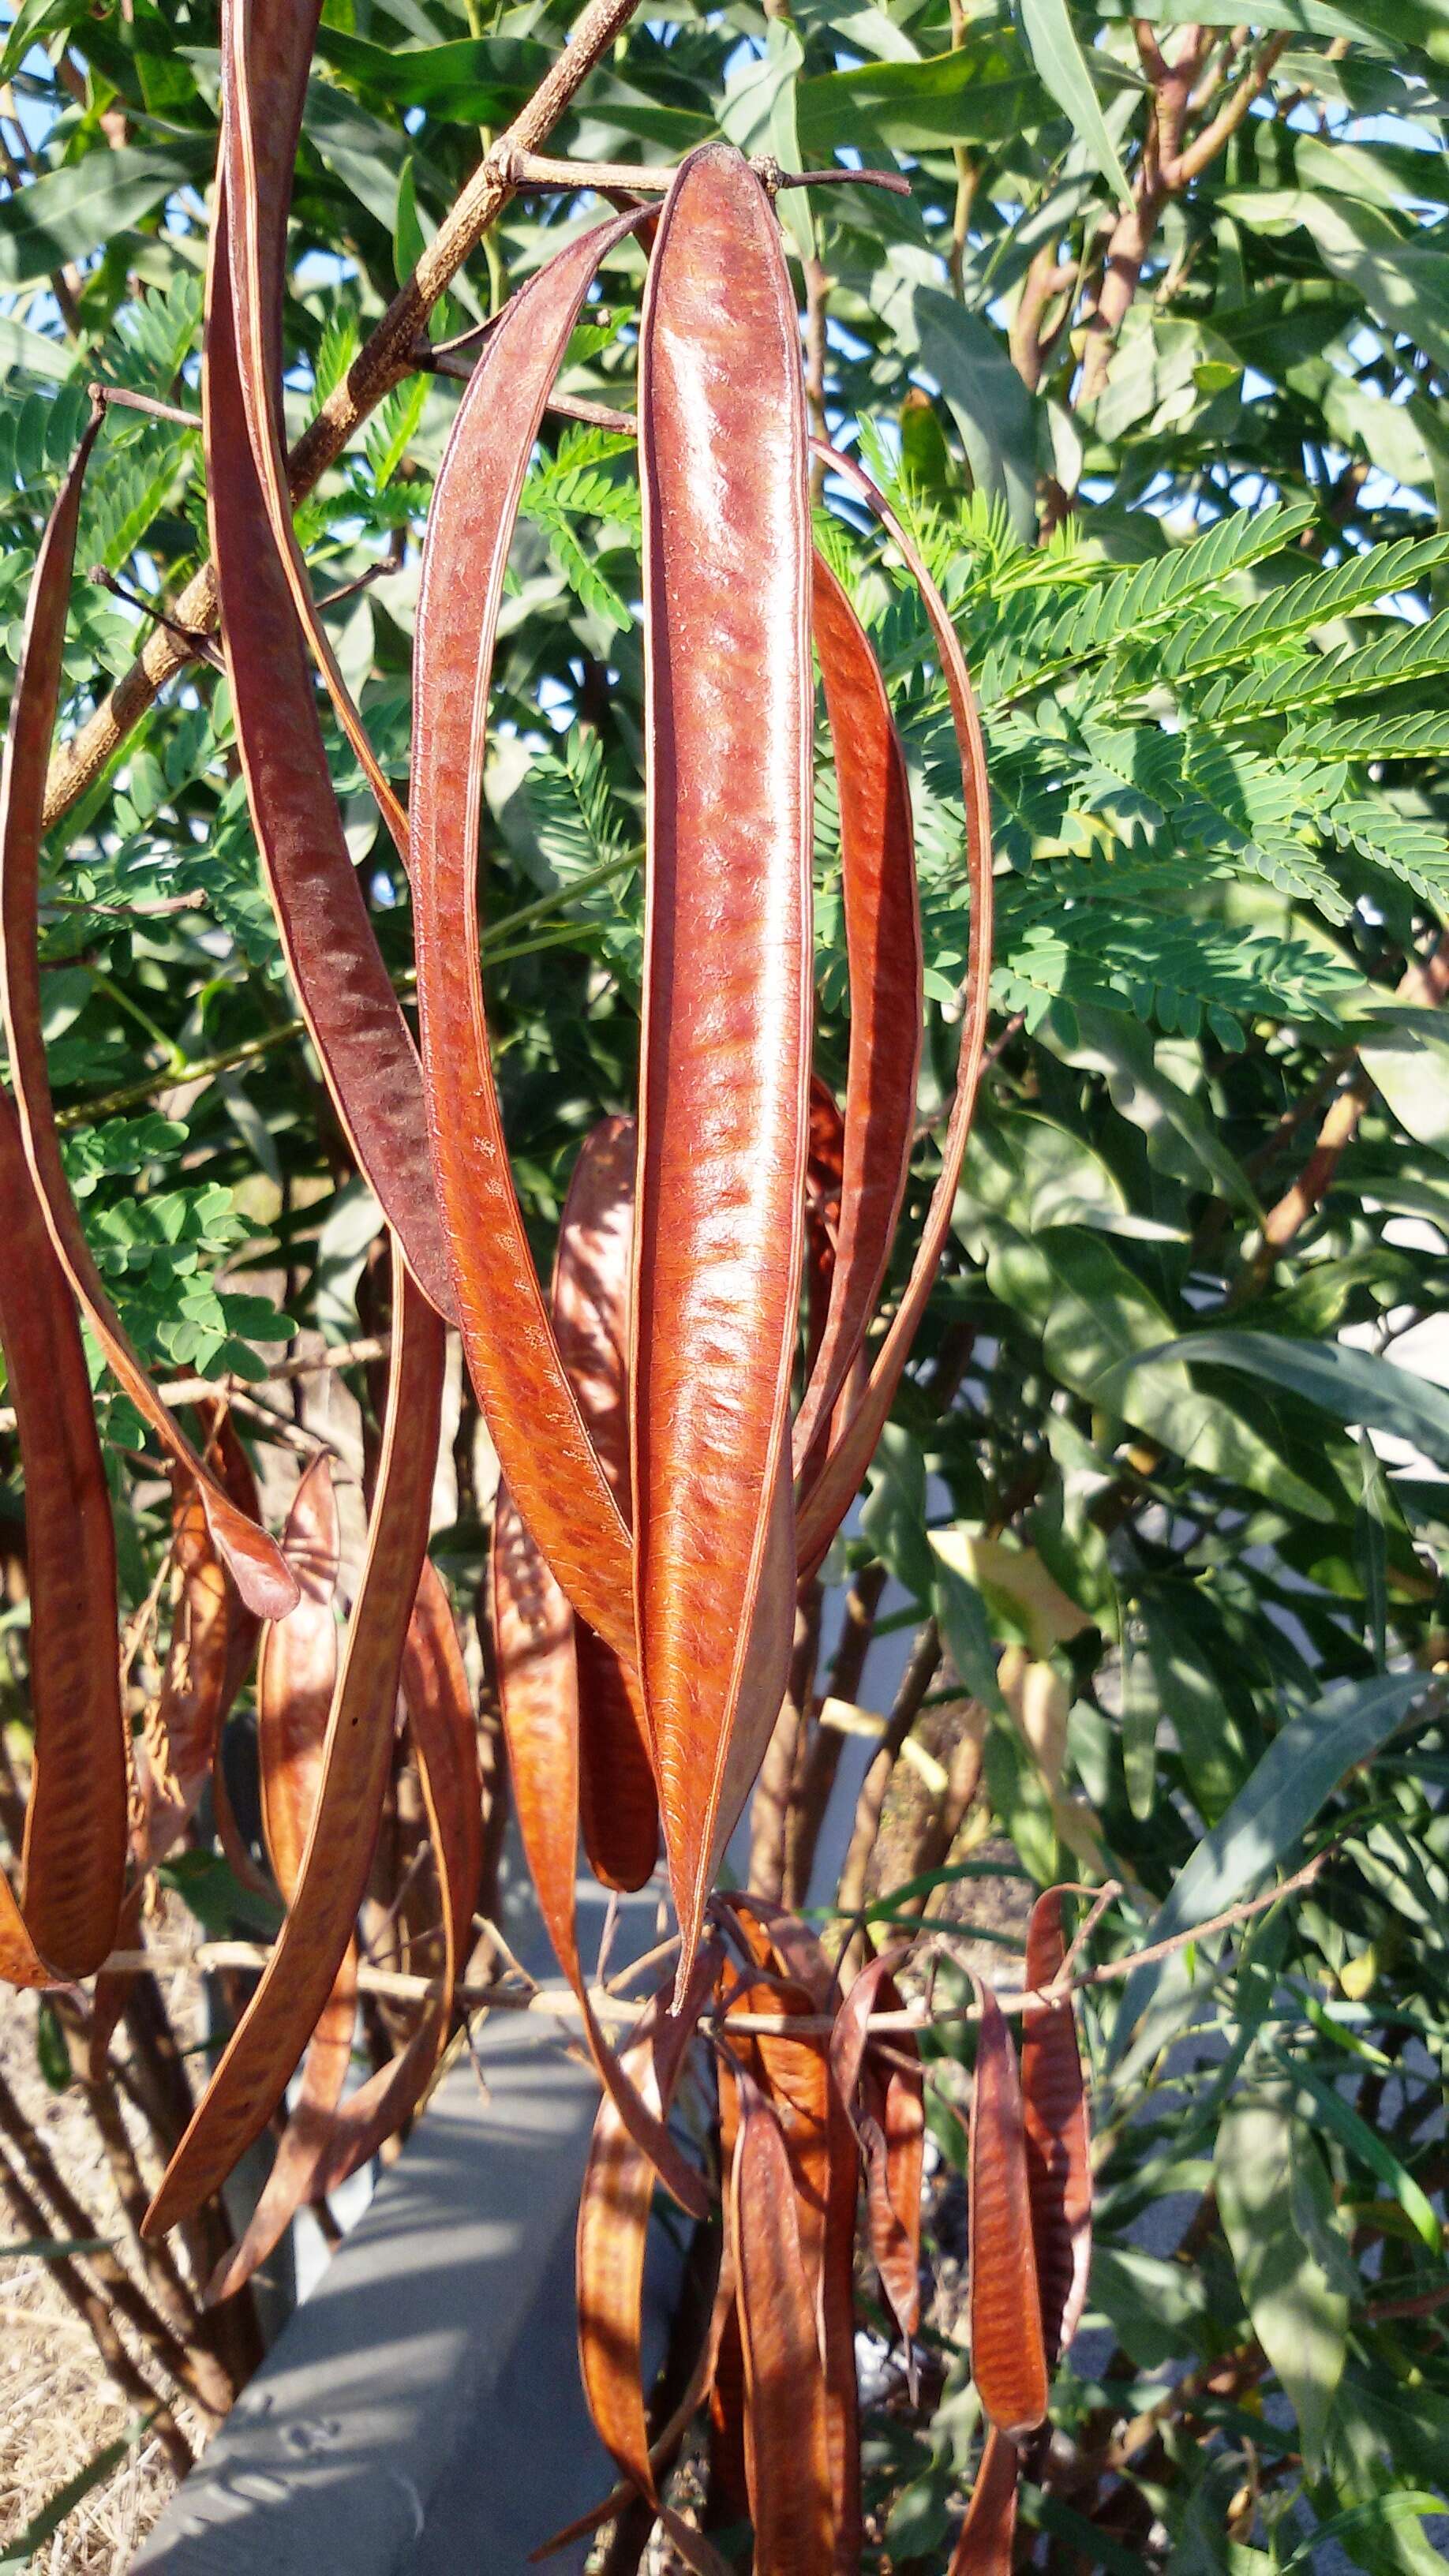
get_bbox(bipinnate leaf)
[969,1978,1049,2442]
[144,1249,445,2238]
[0,416,296,1622]
[1020,1889,1091,2365]
[634,144,812,1988]
[413,212,649,1662]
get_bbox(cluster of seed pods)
[0,0,1097,2557]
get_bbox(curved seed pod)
[1020,1887,1091,2367]
[575,1953,718,2497]
[413,215,648,1661]
[862,2027,925,2348]
[0,421,296,1622]
[969,1977,1048,2443]
[796,446,994,1584]
[718,1900,860,2567]
[803,1076,845,1381]
[256,1452,341,1898]
[137,1403,263,1872]
[552,1118,657,1893]
[208,1562,477,2301]
[794,557,922,1477]
[0,1090,123,1979]
[143,1250,445,2239]
[221,0,408,859]
[948,2426,1020,2576]
[205,205,455,1325]
[490,1491,707,2219]
[634,141,812,1988]
[731,2071,835,2576]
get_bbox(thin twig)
[0,1332,388,1436]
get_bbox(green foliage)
[2,0,1447,2560]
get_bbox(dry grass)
[0,1985,212,2570]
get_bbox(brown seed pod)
[968,1976,1049,2443]
[632,143,812,1991]
[948,2424,1020,2575]
[730,2068,836,2575]
[1020,1887,1092,2366]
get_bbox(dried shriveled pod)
[144,1250,446,2238]
[1020,1888,1092,2368]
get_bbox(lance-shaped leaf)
[731,2069,836,2576]
[794,557,923,1478]
[969,1977,1048,2442]
[1020,1889,1091,2367]
[0,1091,122,1981]
[635,143,812,1986]
[947,2425,1020,2576]
[221,0,408,858]
[413,215,649,1661]
[490,1490,707,2218]
[144,1249,445,2239]
[205,200,455,1324]
[552,1118,657,1893]
[0,417,296,1622]
[576,1953,718,2500]
[796,446,994,1583]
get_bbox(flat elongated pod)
[144,1251,445,2238]
[0,1091,123,1979]
[490,1491,707,2218]
[205,207,455,1324]
[137,1481,237,1866]
[860,1970,925,2351]
[0,1872,61,1988]
[634,143,812,1986]
[948,2426,1020,2576]
[796,447,994,1583]
[413,217,647,1661]
[221,0,407,858]
[969,1978,1048,2443]
[575,1955,717,2498]
[552,1118,657,1892]
[0,425,295,1622]
[794,559,922,1476]
[204,1944,357,2305]
[803,1076,845,1381]
[1020,1889,1091,2367]
[257,1452,342,1899]
[731,2072,835,2576]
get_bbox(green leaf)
[313,25,547,125]
[1017,0,1131,207]
[0,142,211,291]
[1358,1023,1449,1161]
[1278,2497,1447,2576]
[0,2419,155,2571]
[913,287,1039,542]
[1215,2095,1347,2467]
[1276,2057,1443,2255]
[1142,1331,1449,1473]
[35,1998,70,2091]
[1108,1669,1426,2060]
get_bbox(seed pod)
[731,2070,835,2575]
[947,2425,1020,2576]
[413,212,649,1661]
[221,0,407,857]
[490,1488,706,2219]
[969,1977,1048,2443]
[859,1971,925,2353]
[794,556,923,1479]
[204,203,454,1324]
[1020,1887,1091,2366]
[634,145,812,1986]
[257,1453,342,1900]
[0,1090,123,1980]
[0,417,295,1621]
[144,1249,446,2238]
[796,447,993,1580]
[551,1118,657,1893]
